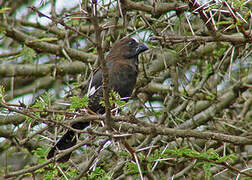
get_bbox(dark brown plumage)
[47,37,148,162]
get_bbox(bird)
[47,37,148,162]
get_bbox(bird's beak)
[136,43,148,54]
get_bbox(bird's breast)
[109,62,138,98]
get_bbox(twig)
[152,31,252,44]
[186,0,217,33]
[134,153,144,180]
[73,138,110,180]
[28,6,96,46]
[90,0,112,130]
[4,137,93,178]
[182,154,252,177]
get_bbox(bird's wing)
[108,60,138,98]
[84,60,137,113]
[86,68,103,96]
[87,60,114,95]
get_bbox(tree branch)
[0,61,87,77]
[1,24,96,63]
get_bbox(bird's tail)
[47,122,89,163]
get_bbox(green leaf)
[65,18,81,26]
[99,90,126,108]
[68,95,89,111]
[216,21,233,26]
[33,92,52,110]
[125,162,139,174]
[216,154,237,163]
[21,45,36,63]
[88,167,111,180]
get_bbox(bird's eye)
[128,40,135,46]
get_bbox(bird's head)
[107,37,148,60]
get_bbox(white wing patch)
[86,71,101,97]
[88,86,96,96]
[88,86,101,96]
[87,73,95,96]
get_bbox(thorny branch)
[90,0,113,130]
[1,0,252,179]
